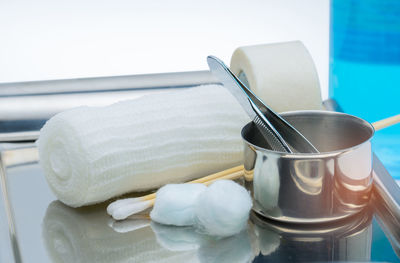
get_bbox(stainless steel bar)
[0,154,22,263]
[372,153,400,219]
[0,71,218,96]
[372,156,400,257]
[0,71,219,142]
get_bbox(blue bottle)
[330,0,400,179]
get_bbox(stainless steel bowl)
[242,110,375,223]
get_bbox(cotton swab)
[111,200,155,220]
[108,167,245,220]
[198,169,244,186]
[372,114,400,131]
[110,170,245,220]
[106,165,243,216]
[107,198,141,215]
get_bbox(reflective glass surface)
[0,144,399,262]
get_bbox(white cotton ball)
[150,184,207,226]
[194,180,252,237]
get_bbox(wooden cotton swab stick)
[106,165,244,215]
[372,114,400,131]
[201,170,244,185]
[108,167,245,220]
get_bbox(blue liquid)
[330,0,400,179]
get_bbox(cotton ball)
[194,180,252,237]
[150,184,207,226]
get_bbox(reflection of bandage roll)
[42,201,198,263]
[230,41,323,113]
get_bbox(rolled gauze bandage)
[230,41,323,112]
[37,85,249,207]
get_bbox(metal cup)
[242,110,375,223]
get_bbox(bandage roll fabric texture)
[38,85,249,207]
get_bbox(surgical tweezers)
[207,55,319,153]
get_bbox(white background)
[0,0,330,98]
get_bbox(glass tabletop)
[0,144,399,263]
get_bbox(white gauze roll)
[230,41,323,113]
[37,85,249,207]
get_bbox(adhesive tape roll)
[230,41,323,112]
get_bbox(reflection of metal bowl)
[242,110,374,223]
[251,208,373,262]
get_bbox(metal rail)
[0,71,219,142]
[0,71,217,97]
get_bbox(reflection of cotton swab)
[108,218,151,233]
[108,166,244,220]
